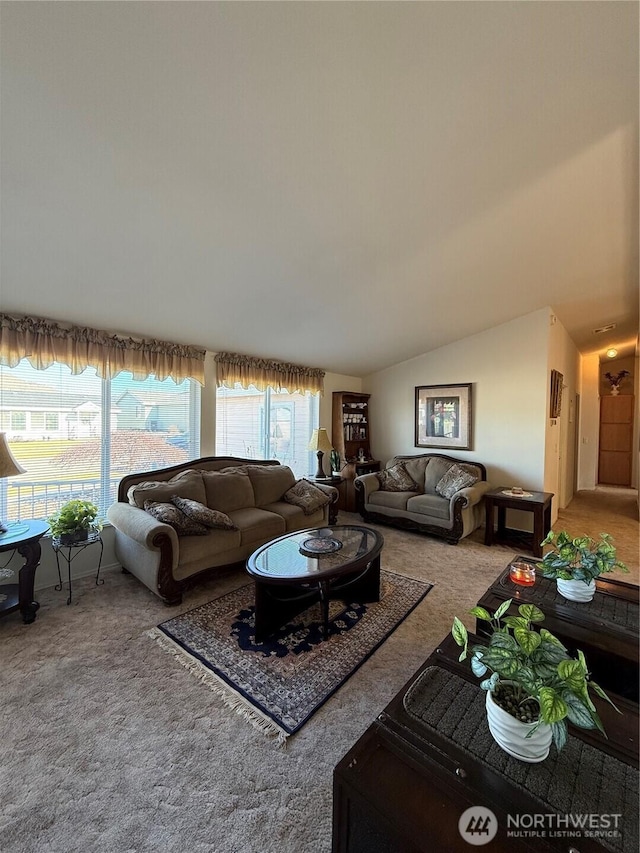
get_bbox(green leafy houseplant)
[451,599,619,753]
[48,499,102,544]
[539,530,628,584]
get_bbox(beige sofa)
[354,453,491,544]
[107,457,338,605]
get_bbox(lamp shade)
[0,433,25,478]
[308,428,333,454]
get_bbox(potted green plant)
[451,599,619,763]
[48,499,102,545]
[539,530,628,602]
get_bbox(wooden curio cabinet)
[332,392,380,512]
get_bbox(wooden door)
[598,395,634,486]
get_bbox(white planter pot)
[556,577,596,602]
[485,688,552,763]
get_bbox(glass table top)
[247,525,383,581]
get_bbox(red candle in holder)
[509,561,536,586]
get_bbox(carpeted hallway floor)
[1,487,637,853]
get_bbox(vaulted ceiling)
[1,1,638,376]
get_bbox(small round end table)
[51,530,104,605]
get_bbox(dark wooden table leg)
[253,580,272,642]
[532,505,543,558]
[319,580,330,638]
[484,497,494,546]
[497,505,507,538]
[341,554,381,603]
[16,539,42,624]
[253,580,316,642]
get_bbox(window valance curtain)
[0,313,206,385]
[215,352,324,395]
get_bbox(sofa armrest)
[107,502,179,552]
[310,482,340,504]
[353,472,381,502]
[453,480,492,508]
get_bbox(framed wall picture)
[550,369,563,419]
[415,384,472,450]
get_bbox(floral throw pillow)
[435,464,479,499]
[284,480,332,515]
[171,495,237,530]
[376,462,419,492]
[143,500,209,536]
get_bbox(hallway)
[556,486,639,584]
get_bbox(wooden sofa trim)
[355,494,468,545]
[116,455,280,503]
[354,453,488,545]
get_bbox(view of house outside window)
[216,384,318,479]
[0,359,200,522]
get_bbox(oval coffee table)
[246,525,384,642]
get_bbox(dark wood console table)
[333,632,639,853]
[0,520,49,623]
[484,488,553,557]
[476,558,639,702]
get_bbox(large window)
[0,359,200,522]
[216,384,318,479]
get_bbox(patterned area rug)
[147,570,432,743]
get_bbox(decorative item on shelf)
[48,499,102,545]
[329,449,341,475]
[509,560,536,587]
[604,369,630,396]
[539,530,628,602]
[0,432,26,535]
[308,428,334,479]
[451,599,620,762]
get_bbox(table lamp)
[308,428,333,479]
[0,432,26,533]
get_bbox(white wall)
[545,316,580,510]
[363,309,550,492]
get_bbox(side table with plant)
[539,530,628,602]
[452,599,620,763]
[48,499,102,545]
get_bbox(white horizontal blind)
[0,359,200,522]
[216,383,318,479]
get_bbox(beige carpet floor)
[1,487,637,853]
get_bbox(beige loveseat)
[354,453,491,544]
[107,457,338,605]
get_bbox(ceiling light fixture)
[606,348,618,359]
